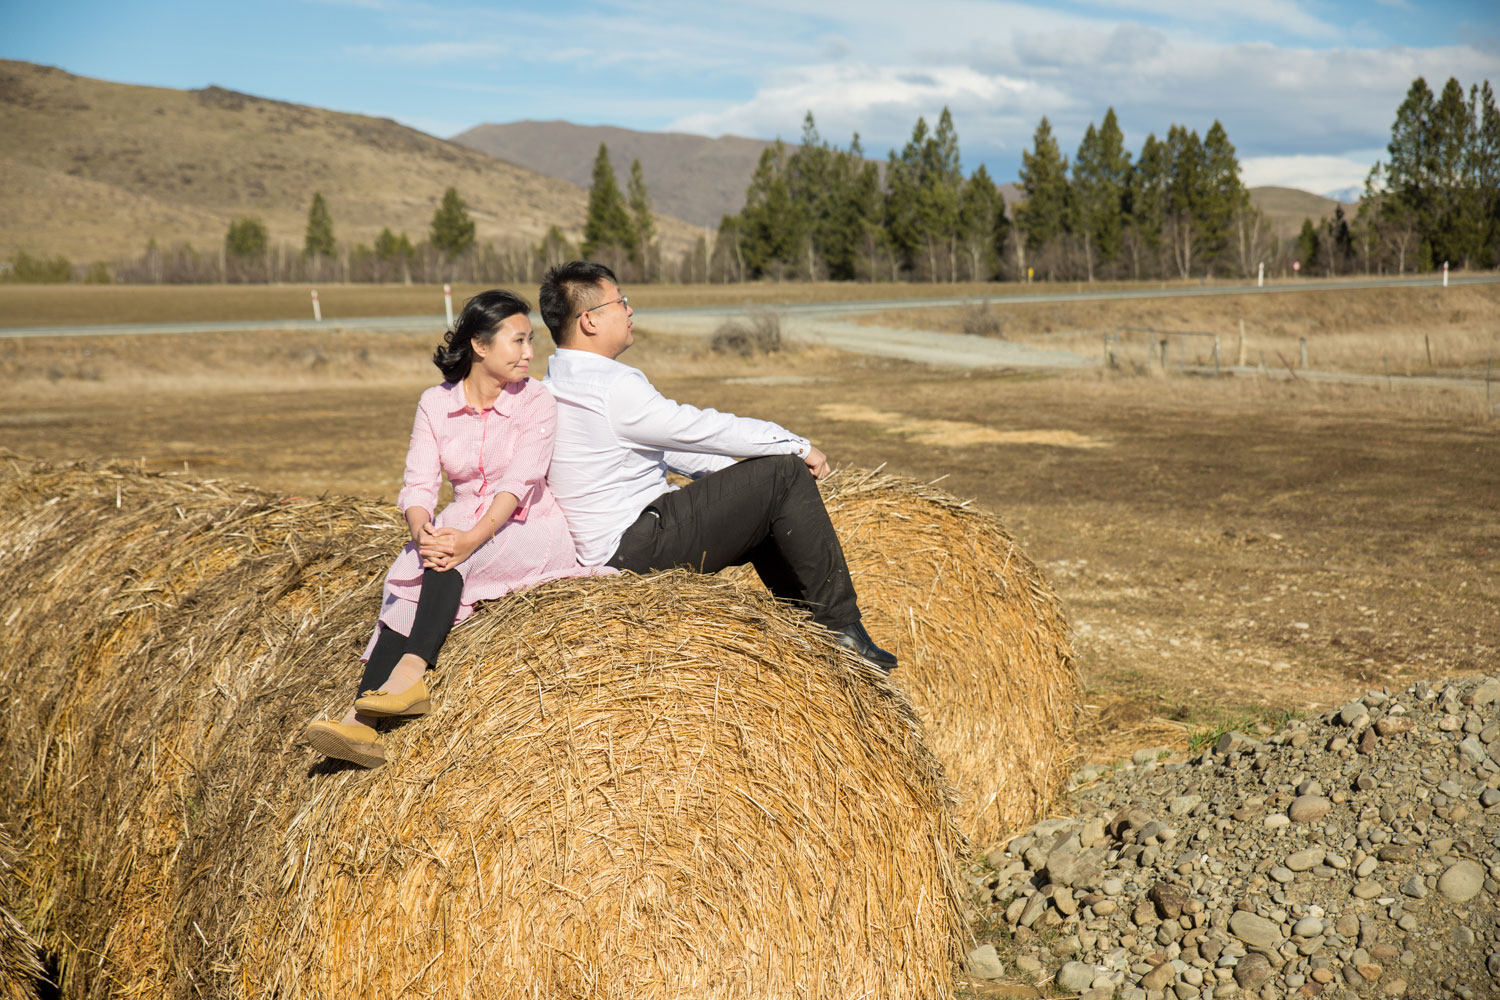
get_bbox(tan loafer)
[304,720,387,767]
[353,677,431,718]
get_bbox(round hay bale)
[821,469,1079,845]
[0,825,46,1000]
[0,463,962,999]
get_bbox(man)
[538,260,896,672]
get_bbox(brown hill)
[1248,186,1355,241]
[0,61,700,264]
[453,120,773,229]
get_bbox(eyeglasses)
[574,295,628,320]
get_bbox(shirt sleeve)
[396,396,442,514]
[492,390,557,511]
[608,371,810,460]
[664,450,738,479]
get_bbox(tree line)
[1299,76,1500,277]
[704,108,1270,283]
[5,77,1493,285]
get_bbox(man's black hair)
[539,260,619,346]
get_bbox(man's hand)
[804,446,830,480]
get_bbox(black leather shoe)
[831,621,898,673]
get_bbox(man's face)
[580,280,634,358]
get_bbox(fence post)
[1237,320,1248,366]
[1159,338,1169,371]
[1213,337,1221,377]
[311,289,322,322]
[1104,333,1116,367]
[1299,337,1307,368]
[1425,334,1433,369]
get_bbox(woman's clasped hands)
[416,519,482,572]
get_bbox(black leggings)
[355,567,464,698]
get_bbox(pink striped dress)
[362,378,607,659]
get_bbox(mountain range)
[0,59,1353,266]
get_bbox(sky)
[4,0,1499,199]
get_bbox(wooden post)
[1425,334,1433,369]
[1213,337,1221,377]
[1299,337,1307,368]
[1237,320,1248,366]
[1159,338,1169,371]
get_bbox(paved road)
[3,273,1494,342]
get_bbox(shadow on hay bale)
[0,462,962,1000]
[821,469,1079,846]
[0,825,47,1000]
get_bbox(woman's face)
[473,313,535,383]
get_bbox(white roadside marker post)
[1442,261,1449,288]
[311,289,322,322]
[1257,261,1264,288]
[444,283,455,329]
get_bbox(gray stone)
[1058,961,1098,991]
[1269,866,1294,884]
[1337,701,1368,726]
[1169,795,1202,816]
[1473,679,1500,706]
[1214,731,1264,754]
[1482,788,1500,809]
[1293,916,1324,938]
[1352,880,1383,899]
[1228,910,1281,949]
[1046,849,1105,889]
[1288,795,1332,822]
[966,944,1005,980]
[1398,876,1427,899]
[1016,954,1043,975]
[1286,846,1325,871]
[1460,736,1490,765]
[1019,892,1047,927]
[1233,952,1274,988]
[1436,860,1484,902]
[1141,962,1176,992]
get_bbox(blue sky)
[4,0,1498,197]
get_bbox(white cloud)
[1239,153,1381,195]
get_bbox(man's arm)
[609,372,811,461]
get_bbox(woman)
[304,289,601,767]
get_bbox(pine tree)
[430,188,476,258]
[303,192,335,258]
[1072,109,1131,280]
[225,217,268,258]
[1474,81,1500,267]
[1429,77,1481,267]
[957,165,1001,280]
[918,107,964,281]
[739,143,803,278]
[1200,121,1248,273]
[1124,134,1168,279]
[1016,117,1071,278]
[1296,218,1321,272]
[626,158,655,273]
[1163,125,1207,277]
[582,144,636,261]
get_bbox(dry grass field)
[869,283,1500,375]
[2,282,1495,768]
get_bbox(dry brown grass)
[866,284,1500,376]
[0,60,701,262]
[0,461,965,999]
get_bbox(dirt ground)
[2,301,1497,765]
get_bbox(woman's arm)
[420,490,519,571]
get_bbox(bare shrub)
[961,300,1004,338]
[711,311,783,357]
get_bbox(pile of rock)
[964,675,1500,999]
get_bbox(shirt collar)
[548,348,634,376]
[443,377,527,417]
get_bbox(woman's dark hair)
[433,289,532,382]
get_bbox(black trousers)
[606,454,859,629]
[355,566,464,698]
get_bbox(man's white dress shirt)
[543,348,810,565]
